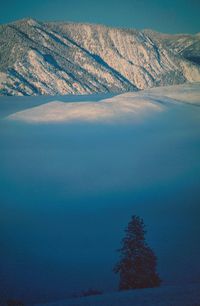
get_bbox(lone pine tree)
[114,215,161,290]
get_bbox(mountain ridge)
[0,18,200,96]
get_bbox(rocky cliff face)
[0,18,199,96]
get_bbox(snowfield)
[7,93,163,123]
[35,283,200,306]
[0,83,200,305]
[6,83,200,123]
[140,82,200,105]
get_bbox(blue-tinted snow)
[0,84,200,304]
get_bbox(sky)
[0,0,200,34]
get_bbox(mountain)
[143,30,200,65]
[0,18,200,96]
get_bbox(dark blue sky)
[0,0,200,34]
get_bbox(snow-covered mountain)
[143,30,200,66]
[0,18,200,96]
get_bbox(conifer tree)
[114,215,161,290]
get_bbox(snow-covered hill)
[1,84,200,305]
[0,18,200,96]
[34,283,200,306]
[7,92,163,123]
[7,82,200,123]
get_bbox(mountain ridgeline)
[0,18,200,96]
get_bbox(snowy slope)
[1,84,200,305]
[0,18,200,96]
[34,284,200,306]
[7,92,163,123]
[143,30,200,66]
[7,83,200,123]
